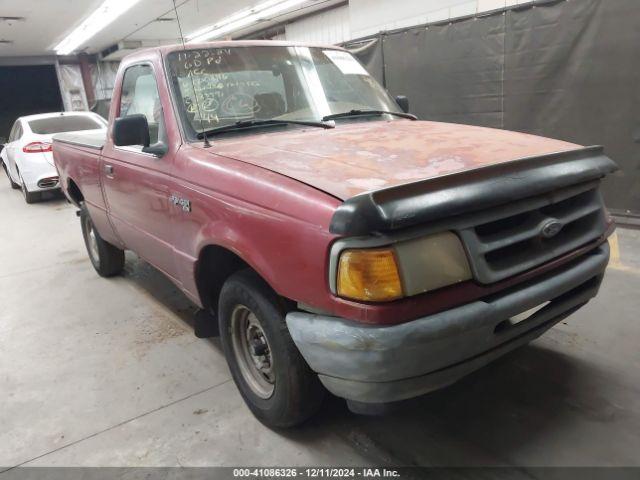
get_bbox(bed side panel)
[53,141,121,247]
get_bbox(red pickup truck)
[53,41,617,427]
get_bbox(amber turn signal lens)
[337,248,403,302]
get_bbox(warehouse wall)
[57,63,89,111]
[0,65,63,140]
[283,0,539,43]
[90,61,119,101]
[345,0,640,217]
[285,4,351,44]
[351,0,499,38]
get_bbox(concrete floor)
[1,182,639,469]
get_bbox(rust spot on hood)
[200,120,583,200]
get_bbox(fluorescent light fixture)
[186,0,310,43]
[54,0,143,55]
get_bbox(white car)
[1,112,107,203]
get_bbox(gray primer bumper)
[286,244,609,404]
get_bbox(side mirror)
[142,142,168,156]
[395,95,410,114]
[113,114,150,148]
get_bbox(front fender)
[170,145,341,312]
[174,199,337,311]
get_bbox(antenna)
[172,0,211,147]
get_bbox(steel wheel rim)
[230,305,275,399]
[84,217,100,266]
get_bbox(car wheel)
[4,163,20,189]
[19,174,40,203]
[79,202,125,277]
[218,269,325,428]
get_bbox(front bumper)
[286,244,610,404]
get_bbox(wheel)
[4,163,19,189]
[79,202,125,277]
[19,173,40,203]
[218,269,325,428]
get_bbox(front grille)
[38,177,59,188]
[457,182,607,284]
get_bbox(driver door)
[100,63,177,279]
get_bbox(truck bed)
[53,130,106,150]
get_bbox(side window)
[14,124,23,141]
[119,64,163,145]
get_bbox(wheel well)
[196,246,295,316]
[195,246,252,315]
[67,179,84,206]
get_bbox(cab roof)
[123,40,346,62]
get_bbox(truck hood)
[203,120,583,200]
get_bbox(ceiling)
[0,0,342,58]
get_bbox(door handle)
[104,164,114,176]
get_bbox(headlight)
[334,232,472,302]
[394,231,472,295]
[337,248,403,302]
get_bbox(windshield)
[28,115,105,135]
[167,46,401,138]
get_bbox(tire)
[218,269,325,428]
[4,163,19,189]
[19,173,40,203]
[79,202,125,277]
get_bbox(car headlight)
[337,248,404,302]
[335,232,472,302]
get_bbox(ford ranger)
[52,41,617,427]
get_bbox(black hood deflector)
[329,146,618,236]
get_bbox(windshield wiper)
[322,109,417,122]
[197,118,334,139]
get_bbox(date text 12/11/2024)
[233,468,401,478]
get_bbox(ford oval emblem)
[541,219,563,239]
